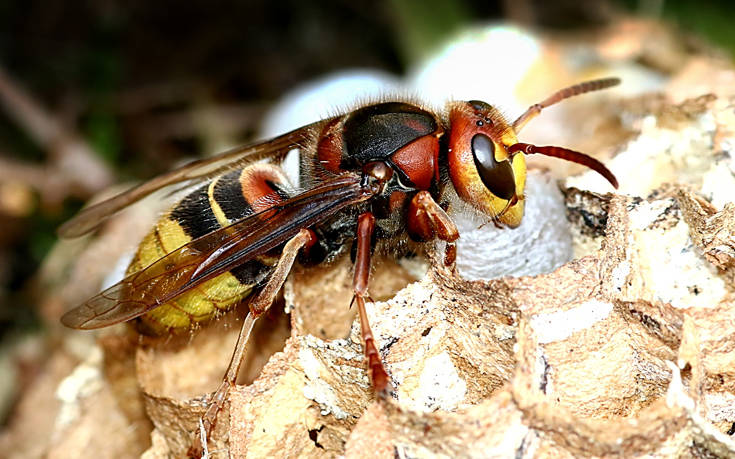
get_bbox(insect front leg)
[352,212,393,396]
[189,228,316,457]
[406,190,460,268]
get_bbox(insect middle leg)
[352,212,392,395]
[190,228,316,456]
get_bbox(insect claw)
[376,382,396,400]
[369,361,394,397]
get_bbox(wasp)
[60,78,619,451]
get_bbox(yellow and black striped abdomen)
[131,164,291,335]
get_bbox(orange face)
[447,100,527,228]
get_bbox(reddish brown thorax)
[316,102,442,191]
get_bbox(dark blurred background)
[0,0,733,422]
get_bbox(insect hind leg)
[188,228,316,457]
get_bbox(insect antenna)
[512,77,620,133]
[508,142,618,189]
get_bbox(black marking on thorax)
[342,102,437,166]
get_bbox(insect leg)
[407,191,459,267]
[353,212,392,395]
[190,228,316,456]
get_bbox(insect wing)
[58,120,328,238]
[60,175,373,329]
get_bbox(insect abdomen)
[130,164,291,335]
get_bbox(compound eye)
[471,134,515,201]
